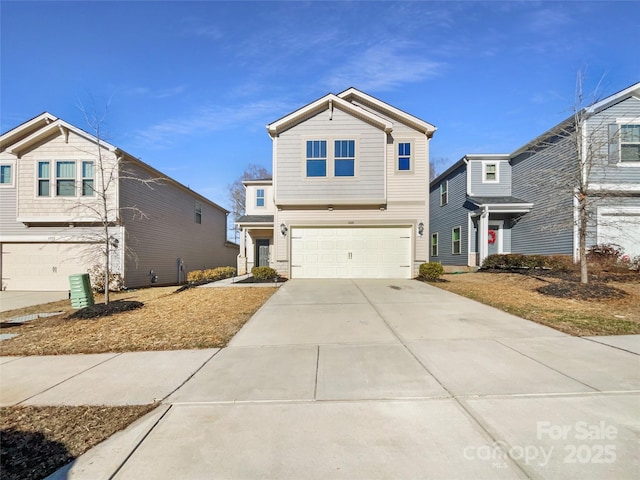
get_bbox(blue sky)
[2,1,638,210]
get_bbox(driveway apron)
[49,279,640,479]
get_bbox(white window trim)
[256,188,265,208]
[452,226,462,255]
[431,232,438,257]
[0,161,16,187]
[36,160,51,197]
[482,161,499,183]
[395,139,414,173]
[440,180,448,206]
[55,160,76,197]
[302,137,358,179]
[195,201,202,224]
[81,161,94,197]
[616,120,640,166]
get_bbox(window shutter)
[608,124,619,165]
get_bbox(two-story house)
[430,82,640,270]
[0,112,238,290]
[237,88,436,278]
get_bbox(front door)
[255,239,270,267]
[488,222,501,256]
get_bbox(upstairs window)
[37,162,50,196]
[431,233,438,257]
[440,180,448,206]
[621,125,640,162]
[56,161,75,196]
[334,140,355,176]
[0,165,12,185]
[195,201,202,224]
[82,161,94,196]
[452,226,461,255]
[483,163,498,182]
[306,140,327,177]
[256,188,265,207]
[398,142,411,171]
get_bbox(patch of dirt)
[67,300,144,320]
[537,282,628,300]
[0,286,276,356]
[0,404,156,480]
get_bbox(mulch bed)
[536,282,628,301]
[235,276,288,284]
[0,404,156,480]
[67,301,144,320]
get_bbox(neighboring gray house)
[430,82,640,270]
[237,88,436,278]
[0,112,238,290]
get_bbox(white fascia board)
[0,112,58,149]
[586,83,640,114]
[464,154,510,160]
[6,119,118,156]
[590,184,640,192]
[0,235,100,242]
[235,223,274,228]
[483,204,534,212]
[275,198,387,207]
[337,88,436,135]
[17,217,106,223]
[267,94,392,137]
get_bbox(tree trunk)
[579,195,588,284]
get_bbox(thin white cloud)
[324,42,445,92]
[123,85,188,99]
[132,99,292,148]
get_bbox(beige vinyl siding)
[387,124,429,202]
[245,184,275,215]
[273,203,427,277]
[120,162,237,288]
[15,130,118,222]
[275,108,385,203]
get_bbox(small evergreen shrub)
[418,262,444,281]
[481,254,573,271]
[251,266,278,280]
[187,266,236,284]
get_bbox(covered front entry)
[290,226,412,279]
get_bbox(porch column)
[478,207,489,267]
[238,228,247,275]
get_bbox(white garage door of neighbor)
[2,243,91,291]
[597,210,640,258]
[291,227,412,278]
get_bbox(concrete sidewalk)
[1,279,638,479]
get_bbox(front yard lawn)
[432,271,640,336]
[0,286,276,356]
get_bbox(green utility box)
[69,273,95,309]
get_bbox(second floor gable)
[267,89,436,206]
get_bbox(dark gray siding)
[429,163,472,265]
[511,136,575,255]
[468,160,512,197]
[588,96,640,185]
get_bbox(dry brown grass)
[433,272,640,336]
[1,286,276,356]
[0,404,156,480]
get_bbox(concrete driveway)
[10,278,638,479]
[0,290,69,313]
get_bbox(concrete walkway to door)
[31,279,640,479]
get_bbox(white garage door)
[291,227,412,278]
[2,243,93,291]
[597,208,640,258]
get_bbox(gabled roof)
[267,93,393,137]
[338,87,436,136]
[0,112,230,214]
[2,116,118,157]
[586,82,640,115]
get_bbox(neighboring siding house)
[237,88,436,279]
[430,82,640,270]
[0,112,238,291]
